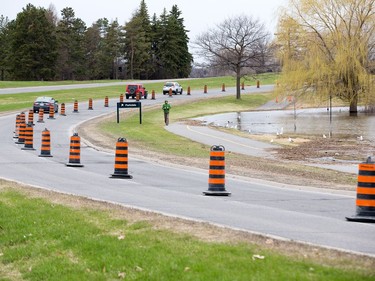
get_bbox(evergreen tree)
[124,1,151,79]
[149,13,160,79]
[56,7,86,80]
[153,6,192,79]
[0,15,11,80]
[8,4,57,80]
[168,5,193,78]
[103,20,124,79]
[84,22,103,79]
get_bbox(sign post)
[116,102,142,124]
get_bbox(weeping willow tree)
[275,0,375,115]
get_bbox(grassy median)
[0,74,277,113]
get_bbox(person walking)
[162,100,171,126]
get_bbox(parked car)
[33,96,58,113]
[163,82,183,95]
[125,84,148,99]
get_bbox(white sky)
[2,0,288,37]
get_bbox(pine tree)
[8,4,57,80]
[56,7,86,80]
[153,6,192,79]
[124,1,151,79]
[0,15,11,80]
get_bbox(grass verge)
[0,180,374,281]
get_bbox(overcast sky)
[2,0,288,62]
[2,0,288,37]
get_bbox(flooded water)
[195,107,375,140]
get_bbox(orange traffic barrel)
[222,83,225,92]
[21,123,35,150]
[241,81,245,90]
[203,145,230,196]
[110,138,132,179]
[120,93,124,103]
[88,98,93,110]
[346,157,375,223]
[104,96,109,107]
[168,88,173,97]
[66,133,84,167]
[37,108,44,123]
[18,112,26,127]
[15,112,25,137]
[136,92,140,101]
[187,86,191,95]
[14,114,20,139]
[39,128,53,157]
[28,109,34,125]
[60,103,66,116]
[48,104,55,119]
[204,85,207,94]
[73,100,79,113]
[15,122,26,144]
[256,80,260,88]
[151,90,155,100]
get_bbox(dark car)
[33,96,59,113]
[125,84,148,99]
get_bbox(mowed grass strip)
[0,73,279,113]
[0,183,373,281]
[0,73,278,89]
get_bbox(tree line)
[0,0,193,81]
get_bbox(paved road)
[0,84,374,257]
[0,79,195,95]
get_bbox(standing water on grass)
[195,107,375,140]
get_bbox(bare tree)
[194,15,271,99]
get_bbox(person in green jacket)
[162,100,171,125]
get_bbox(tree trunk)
[236,66,241,99]
[349,93,358,116]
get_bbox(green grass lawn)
[0,184,373,281]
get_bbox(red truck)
[125,84,148,99]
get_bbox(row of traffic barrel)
[13,109,375,217]
[13,110,231,195]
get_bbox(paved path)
[166,123,359,174]
[166,122,279,158]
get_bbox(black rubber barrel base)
[110,174,133,179]
[66,163,84,167]
[346,216,375,223]
[203,191,231,196]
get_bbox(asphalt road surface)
[0,84,374,257]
